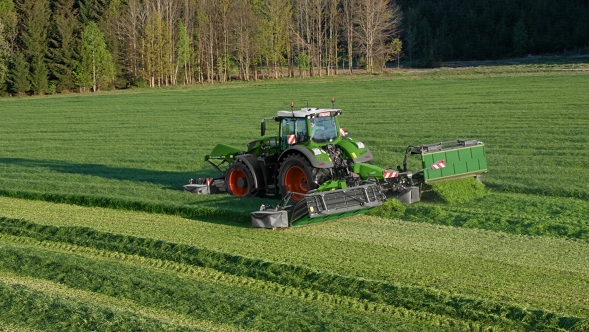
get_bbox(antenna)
[290,101,295,117]
[331,97,336,108]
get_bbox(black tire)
[225,160,257,197]
[278,154,318,201]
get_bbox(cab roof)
[277,108,342,118]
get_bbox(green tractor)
[184,101,487,227]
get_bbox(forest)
[0,0,587,95]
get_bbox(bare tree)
[293,0,332,77]
[354,0,401,73]
[231,0,259,81]
[195,0,218,82]
[340,0,356,73]
[326,0,339,75]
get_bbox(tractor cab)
[273,108,344,151]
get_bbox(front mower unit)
[250,182,386,228]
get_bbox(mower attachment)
[251,183,386,228]
[183,177,226,194]
[404,139,487,184]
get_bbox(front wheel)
[226,161,257,197]
[278,154,317,201]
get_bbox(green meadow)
[1,66,588,330]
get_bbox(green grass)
[1,67,589,329]
[1,71,588,202]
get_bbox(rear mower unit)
[184,101,487,228]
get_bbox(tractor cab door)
[280,117,308,151]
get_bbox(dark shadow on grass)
[0,157,284,228]
[0,157,217,190]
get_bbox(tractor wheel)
[226,161,257,197]
[278,154,317,201]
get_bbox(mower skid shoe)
[251,210,289,228]
[290,183,386,226]
[183,177,226,194]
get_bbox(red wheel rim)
[284,166,308,201]
[228,168,248,196]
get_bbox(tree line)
[399,0,589,66]
[0,0,403,95]
[0,0,587,96]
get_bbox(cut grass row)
[1,196,589,317]
[0,240,478,332]
[0,280,198,332]
[0,234,491,332]
[1,272,244,332]
[0,215,588,331]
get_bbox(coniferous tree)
[512,18,529,57]
[18,0,50,94]
[8,51,30,94]
[79,0,106,24]
[49,0,79,91]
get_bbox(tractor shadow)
[0,157,213,190]
[0,157,279,228]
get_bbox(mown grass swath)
[0,217,587,331]
[0,281,198,332]
[3,194,589,317]
[0,242,482,332]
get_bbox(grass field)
[1,65,589,330]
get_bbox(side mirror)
[261,121,266,136]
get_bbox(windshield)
[310,116,338,143]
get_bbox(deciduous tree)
[176,20,190,84]
[230,0,259,81]
[259,0,291,78]
[81,21,115,91]
[340,0,356,73]
[0,21,8,91]
[354,0,402,73]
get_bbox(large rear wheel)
[278,154,317,201]
[226,161,257,197]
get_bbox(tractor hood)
[335,138,373,163]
